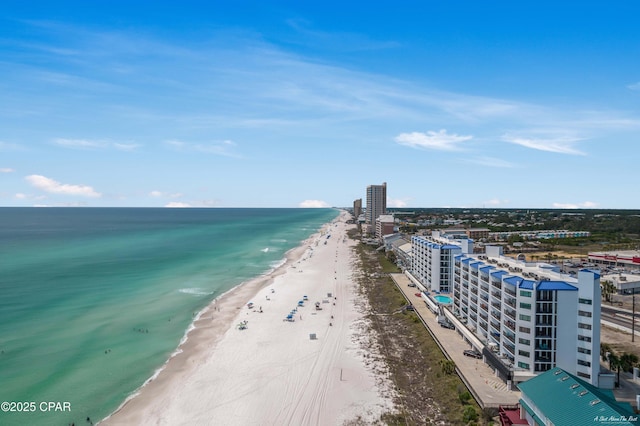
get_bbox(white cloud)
[464,156,516,168]
[0,168,15,173]
[484,199,510,206]
[165,202,191,208]
[628,82,640,91]
[395,129,472,151]
[53,138,140,151]
[0,141,23,151]
[299,199,330,208]
[149,190,163,197]
[15,193,26,199]
[501,134,585,155]
[25,175,101,197]
[165,139,240,157]
[388,198,409,208]
[552,201,598,209]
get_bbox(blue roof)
[441,244,460,250]
[490,270,508,277]
[504,276,523,286]
[454,254,464,260]
[581,269,601,279]
[537,281,577,291]
[470,261,483,269]
[479,265,494,272]
[519,280,535,290]
[462,258,472,264]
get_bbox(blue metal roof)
[479,265,494,272]
[519,280,535,290]
[490,270,508,277]
[454,254,464,260]
[462,258,472,264]
[580,269,601,279]
[470,261,484,269]
[537,281,577,291]
[441,244,460,250]
[504,276,523,286]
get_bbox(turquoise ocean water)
[0,207,338,426]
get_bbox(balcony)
[462,273,469,280]
[504,308,516,321]
[480,303,488,311]
[480,312,488,322]
[471,287,478,295]
[480,285,489,293]
[505,296,516,309]
[491,310,502,321]
[470,277,478,286]
[491,301,501,310]
[480,293,488,302]
[471,271,478,277]
[504,331,515,344]
[504,319,516,330]
[491,291,502,300]
[504,342,515,355]
[491,279,502,290]
[504,287,516,297]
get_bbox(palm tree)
[601,280,616,303]
[600,343,612,362]
[620,352,639,373]
[608,353,622,387]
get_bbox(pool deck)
[390,273,521,409]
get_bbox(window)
[518,362,530,369]
[519,314,531,321]
[518,350,530,357]
[519,326,531,333]
[578,310,592,318]
[578,359,591,367]
[520,290,532,297]
[578,323,592,330]
[579,298,592,305]
[577,372,591,379]
[520,302,532,309]
[519,338,531,345]
[578,335,592,342]
[578,347,592,355]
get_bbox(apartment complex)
[353,198,362,220]
[410,235,602,387]
[365,182,386,232]
[375,214,395,240]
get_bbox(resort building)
[353,198,362,220]
[589,250,640,271]
[375,214,395,240]
[410,233,603,387]
[410,232,472,294]
[500,367,637,426]
[489,230,591,241]
[365,182,386,233]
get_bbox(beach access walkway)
[390,273,521,409]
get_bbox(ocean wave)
[261,247,270,253]
[178,288,214,296]
[270,238,287,243]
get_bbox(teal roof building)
[517,367,638,425]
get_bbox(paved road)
[389,273,520,409]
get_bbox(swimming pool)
[434,295,452,304]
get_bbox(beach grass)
[353,240,484,425]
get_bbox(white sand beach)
[102,210,393,425]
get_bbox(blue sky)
[1,2,639,208]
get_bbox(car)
[463,349,482,359]
[439,321,455,330]
[408,283,417,287]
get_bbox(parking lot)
[390,273,521,408]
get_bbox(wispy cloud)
[388,198,410,208]
[165,202,191,208]
[463,156,516,168]
[299,199,330,208]
[165,140,240,158]
[25,175,101,197]
[0,168,15,173]
[53,138,140,151]
[0,141,24,151]
[395,129,472,151]
[149,190,183,198]
[628,82,640,91]
[552,201,598,209]
[501,134,585,155]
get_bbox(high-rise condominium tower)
[366,182,387,227]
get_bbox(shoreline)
[101,219,326,424]
[102,209,392,424]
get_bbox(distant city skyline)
[1,2,640,208]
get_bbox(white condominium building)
[410,234,602,387]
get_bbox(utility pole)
[632,291,635,343]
